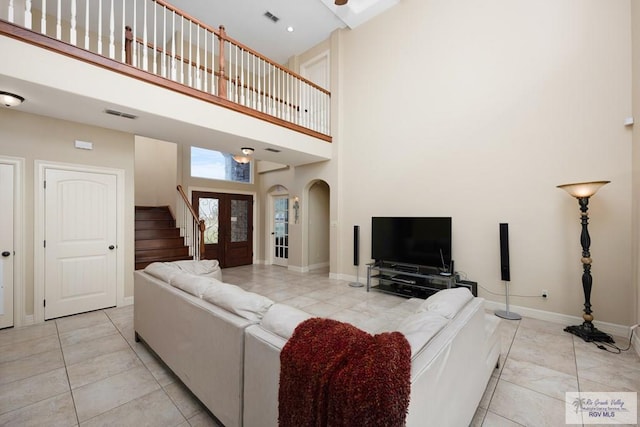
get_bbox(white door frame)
[34,161,125,324]
[0,156,25,327]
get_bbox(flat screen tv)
[371,217,452,269]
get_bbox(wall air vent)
[264,11,280,23]
[105,109,138,120]
[265,148,281,153]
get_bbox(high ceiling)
[169,0,400,64]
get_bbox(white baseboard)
[21,314,34,326]
[287,265,306,273]
[122,296,134,306]
[484,300,631,338]
[308,262,329,271]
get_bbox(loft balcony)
[0,0,332,166]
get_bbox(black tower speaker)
[353,225,360,266]
[499,223,510,281]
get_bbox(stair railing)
[1,0,331,138]
[176,185,205,260]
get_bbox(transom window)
[190,147,251,183]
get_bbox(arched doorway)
[306,180,330,272]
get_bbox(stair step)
[136,228,181,240]
[135,206,174,220]
[135,237,186,250]
[135,247,190,260]
[135,219,176,229]
[135,255,193,270]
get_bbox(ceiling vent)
[264,11,280,23]
[105,109,138,120]
[265,148,281,153]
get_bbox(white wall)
[332,0,633,325]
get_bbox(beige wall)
[633,0,640,326]
[0,109,135,317]
[135,136,177,212]
[308,181,330,268]
[329,0,634,325]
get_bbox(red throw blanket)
[279,318,411,427]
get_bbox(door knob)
[108,245,115,250]
[1,251,10,257]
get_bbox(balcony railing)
[0,0,331,140]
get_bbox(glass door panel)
[273,196,289,267]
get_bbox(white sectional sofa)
[134,262,500,427]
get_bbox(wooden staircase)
[135,206,192,270]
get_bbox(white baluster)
[40,0,46,35]
[171,10,176,80]
[202,29,207,93]
[70,0,77,45]
[180,17,185,84]
[234,45,238,103]
[108,0,114,58]
[97,0,102,55]
[141,0,149,71]
[120,0,125,61]
[84,0,90,49]
[142,0,148,71]
[196,26,201,90]
[25,0,32,29]
[240,49,245,106]
[8,0,14,23]
[161,6,166,78]
[56,0,61,39]
[132,0,137,66]
[188,21,192,88]
[152,1,157,75]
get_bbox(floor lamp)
[557,180,614,343]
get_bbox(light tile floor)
[1,265,638,426]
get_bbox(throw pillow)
[202,284,274,322]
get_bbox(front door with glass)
[192,191,253,268]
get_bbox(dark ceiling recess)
[265,148,281,153]
[264,11,280,23]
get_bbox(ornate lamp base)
[564,323,614,343]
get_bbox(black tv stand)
[367,261,455,299]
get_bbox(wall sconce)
[292,197,300,224]
[0,91,25,107]
[557,180,612,343]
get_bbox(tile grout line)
[481,319,521,426]
[104,308,192,426]
[54,318,82,427]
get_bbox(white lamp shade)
[557,181,610,198]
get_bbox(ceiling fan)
[335,0,348,5]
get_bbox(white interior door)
[273,196,289,267]
[0,164,14,329]
[44,169,117,319]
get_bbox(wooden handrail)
[130,34,315,113]
[177,185,206,258]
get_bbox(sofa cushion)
[397,311,448,356]
[202,284,274,322]
[144,262,181,283]
[418,288,473,319]
[170,272,222,298]
[260,303,313,339]
[171,259,222,280]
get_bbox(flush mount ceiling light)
[0,91,25,107]
[233,147,254,164]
